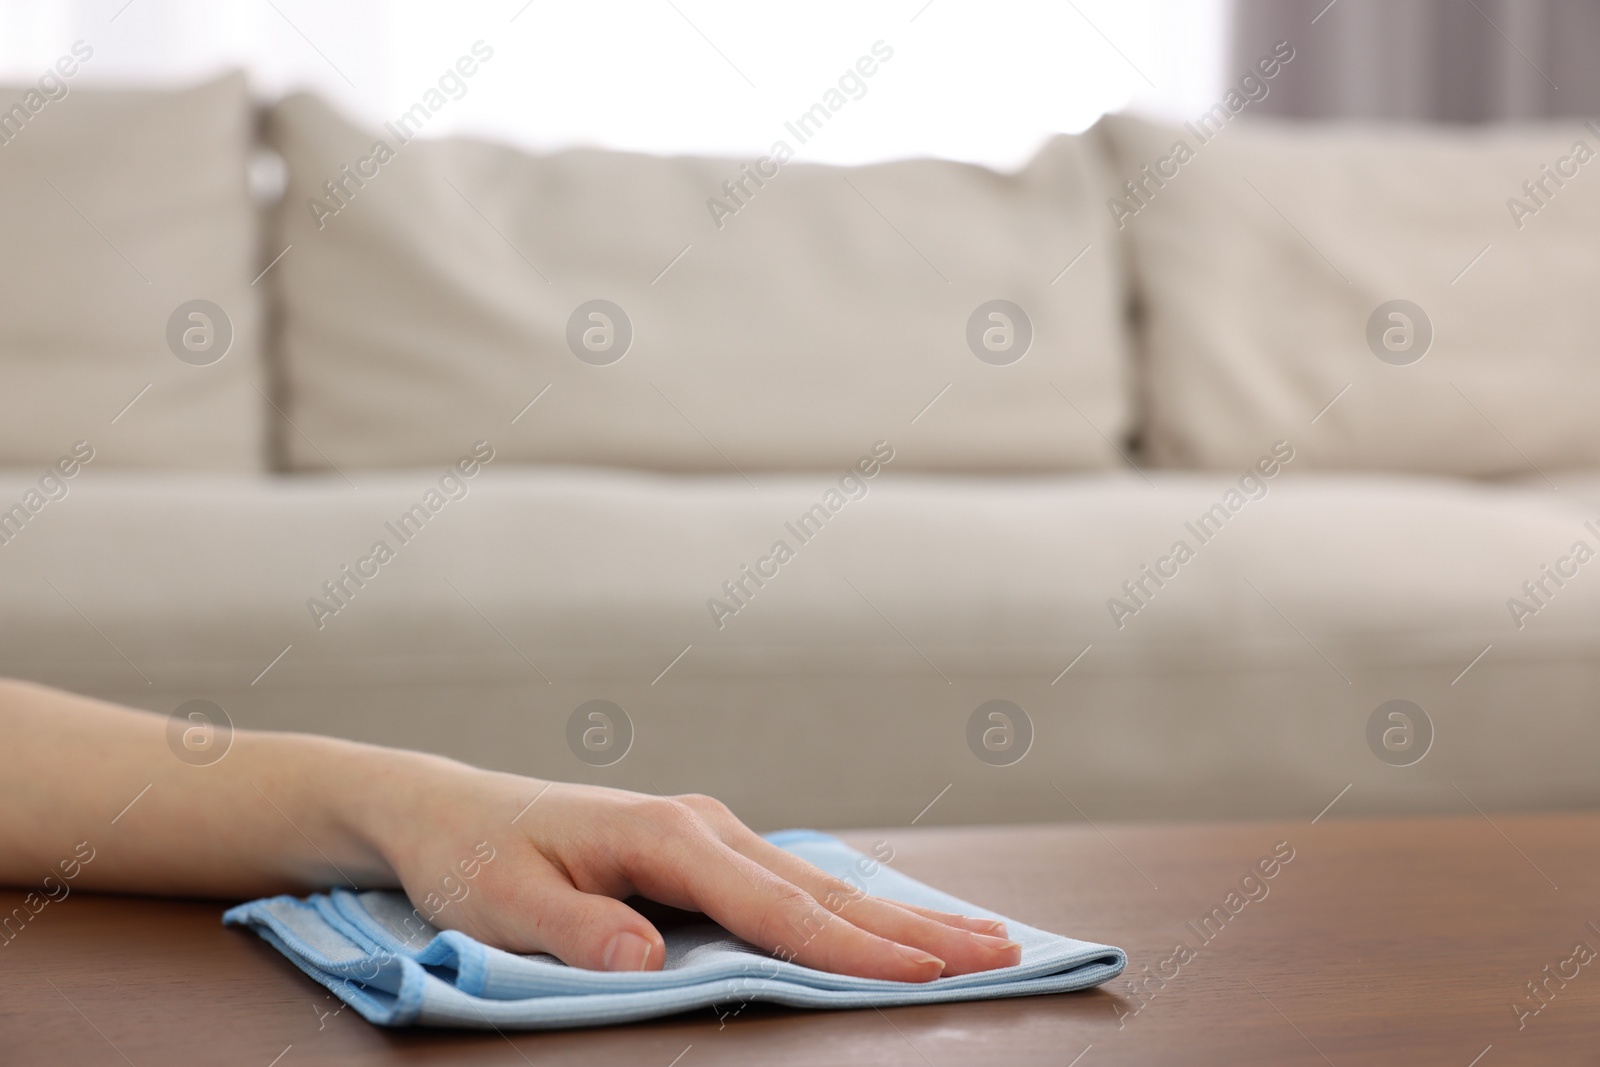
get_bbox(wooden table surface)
[4,813,1598,1066]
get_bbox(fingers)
[893,901,1010,938]
[620,821,946,982]
[721,832,1022,977]
[670,796,1006,937]
[484,790,1017,981]
[483,878,668,972]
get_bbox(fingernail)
[603,931,654,971]
[974,935,1023,956]
[959,916,1006,935]
[894,943,944,969]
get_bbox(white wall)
[0,0,1230,167]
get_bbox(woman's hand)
[0,680,1021,983]
[357,759,1022,981]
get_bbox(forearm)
[0,678,431,897]
[0,680,1021,980]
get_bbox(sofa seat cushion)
[4,467,1598,827]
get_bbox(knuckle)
[756,884,829,953]
[555,898,613,944]
[637,796,704,838]
[817,876,863,912]
[611,797,711,869]
[674,793,732,820]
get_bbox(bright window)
[0,0,1231,167]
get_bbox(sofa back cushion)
[1101,112,1600,476]
[0,71,263,470]
[264,93,1131,473]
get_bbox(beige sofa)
[4,74,1598,829]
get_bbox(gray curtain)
[1232,0,1600,122]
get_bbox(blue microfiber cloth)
[223,830,1125,1029]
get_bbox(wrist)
[320,739,467,886]
[250,731,420,889]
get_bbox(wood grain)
[3,813,1596,1065]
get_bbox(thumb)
[502,883,666,972]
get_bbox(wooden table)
[4,813,1598,1065]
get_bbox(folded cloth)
[223,830,1126,1029]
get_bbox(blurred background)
[3,0,1600,832]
